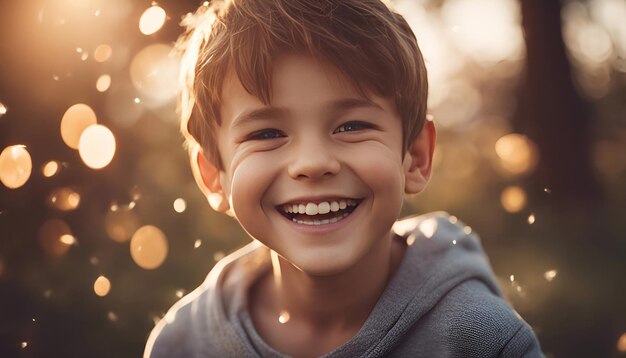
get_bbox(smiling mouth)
[276,199,362,226]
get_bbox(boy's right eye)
[246,129,286,141]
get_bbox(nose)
[287,137,341,180]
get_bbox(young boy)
[145,0,543,357]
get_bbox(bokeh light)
[78,124,116,169]
[41,161,60,177]
[60,234,77,245]
[0,145,32,189]
[130,225,168,270]
[0,102,7,117]
[618,332,626,353]
[500,185,527,213]
[418,218,438,239]
[60,104,98,150]
[130,44,180,105]
[105,206,140,243]
[173,198,186,213]
[441,0,524,64]
[38,219,73,257]
[139,5,167,35]
[544,269,558,282]
[495,134,538,175]
[96,74,112,92]
[93,44,112,62]
[278,310,290,324]
[94,276,111,297]
[48,187,81,211]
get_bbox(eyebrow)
[231,97,382,128]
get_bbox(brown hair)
[177,0,428,170]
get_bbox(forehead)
[219,54,395,125]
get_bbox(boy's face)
[205,54,422,275]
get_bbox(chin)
[287,250,361,277]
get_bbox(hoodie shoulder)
[144,283,212,358]
[438,274,544,357]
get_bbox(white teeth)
[318,202,330,214]
[283,199,358,216]
[291,212,351,225]
[305,203,318,215]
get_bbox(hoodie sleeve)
[441,279,544,358]
[498,322,544,358]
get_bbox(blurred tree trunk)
[517,0,603,213]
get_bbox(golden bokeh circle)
[500,185,527,213]
[78,124,116,169]
[0,145,32,189]
[139,6,167,35]
[94,275,111,297]
[130,225,168,270]
[60,104,97,150]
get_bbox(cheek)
[344,143,405,215]
[228,154,281,235]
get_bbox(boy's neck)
[249,231,406,355]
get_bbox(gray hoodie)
[145,212,543,357]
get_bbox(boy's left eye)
[334,121,372,133]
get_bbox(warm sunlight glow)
[94,275,111,297]
[500,186,527,213]
[130,225,168,270]
[130,44,180,105]
[0,145,32,189]
[96,74,111,92]
[441,0,524,64]
[78,124,116,169]
[139,5,167,35]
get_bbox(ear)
[191,146,231,212]
[403,117,436,194]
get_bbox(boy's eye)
[247,129,286,141]
[334,121,372,133]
